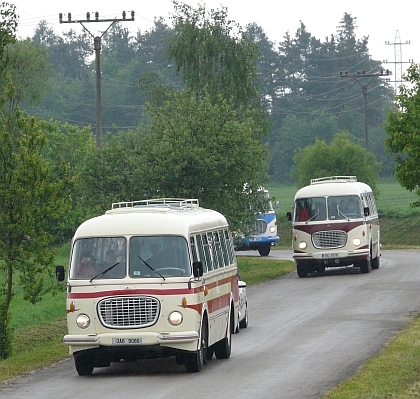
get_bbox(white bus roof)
[74,199,229,239]
[295,176,373,199]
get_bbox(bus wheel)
[371,255,380,269]
[74,355,94,376]
[359,258,371,273]
[185,318,208,372]
[258,244,271,257]
[214,308,233,359]
[297,264,308,278]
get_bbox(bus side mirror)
[193,261,203,278]
[287,212,292,221]
[56,265,65,282]
[363,207,370,217]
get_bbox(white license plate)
[322,253,339,259]
[112,338,142,345]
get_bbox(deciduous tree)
[292,131,381,195]
[385,63,420,207]
[0,4,76,358]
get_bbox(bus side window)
[207,232,218,270]
[224,229,235,265]
[190,236,198,263]
[214,231,224,269]
[196,234,208,273]
[219,230,229,266]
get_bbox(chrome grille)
[97,296,160,329]
[252,220,267,235]
[312,230,347,249]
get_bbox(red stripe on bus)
[67,287,200,299]
[294,221,365,234]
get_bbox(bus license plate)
[112,338,142,345]
[322,253,339,259]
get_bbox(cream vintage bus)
[56,199,240,375]
[287,176,380,277]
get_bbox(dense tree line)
[22,10,395,182]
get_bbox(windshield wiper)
[306,212,319,223]
[90,261,121,282]
[138,255,166,281]
[337,207,350,221]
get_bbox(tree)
[141,1,270,228]
[385,63,420,207]
[166,1,260,107]
[141,89,269,230]
[0,4,76,358]
[292,131,381,195]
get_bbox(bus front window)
[294,197,326,222]
[328,195,362,219]
[129,236,191,278]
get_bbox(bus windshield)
[129,236,191,277]
[294,195,362,222]
[70,235,191,280]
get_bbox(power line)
[59,11,135,147]
[339,69,391,151]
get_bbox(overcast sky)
[11,0,418,80]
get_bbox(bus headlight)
[352,238,361,246]
[76,314,91,329]
[269,226,276,233]
[298,241,307,250]
[168,311,183,326]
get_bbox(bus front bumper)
[63,331,199,347]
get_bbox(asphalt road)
[2,250,420,399]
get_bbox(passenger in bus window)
[297,203,309,221]
[346,197,359,215]
[103,248,125,278]
[75,254,97,279]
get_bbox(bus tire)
[258,244,271,257]
[297,264,309,278]
[359,258,371,274]
[185,317,208,372]
[371,254,380,269]
[214,308,233,359]
[74,355,94,376]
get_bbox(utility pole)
[339,69,391,152]
[384,30,412,92]
[59,11,135,147]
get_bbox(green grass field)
[1,177,420,397]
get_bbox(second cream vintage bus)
[287,176,380,277]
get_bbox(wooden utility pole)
[59,11,135,147]
[339,69,391,152]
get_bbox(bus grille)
[312,230,347,249]
[252,220,267,235]
[97,296,160,329]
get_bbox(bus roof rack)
[111,198,200,210]
[311,176,357,184]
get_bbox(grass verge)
[323,314,420,398]
[0,318,70,383]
